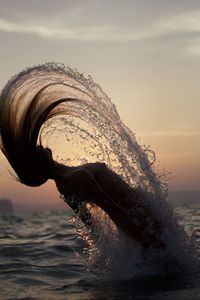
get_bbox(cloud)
[0,18,79,40]
[187,41,200,56]
[160,11,200,33]
[0,17,160,41]
[1,9,200,42]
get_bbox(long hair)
[0,62,165,197]
[0,80,76,187]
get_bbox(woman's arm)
[52,161,163,248]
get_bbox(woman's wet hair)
[0,82,76,186]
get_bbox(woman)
[0,69,164,250]
[36,146,164,248]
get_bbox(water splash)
[0,62,165,194]
[1,62,197,279]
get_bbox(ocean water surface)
[1,195,200,300]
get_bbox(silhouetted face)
[36,146,53,165]
[19,146,54,187]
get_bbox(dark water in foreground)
[1,199,200,300]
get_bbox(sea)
[1,191,200,300]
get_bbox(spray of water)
[0,62,197,279]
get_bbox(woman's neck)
[51,160,74,179]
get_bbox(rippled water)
[0,199,200,300]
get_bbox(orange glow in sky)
[0,1,200,208]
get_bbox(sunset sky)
[0,0,199,208]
